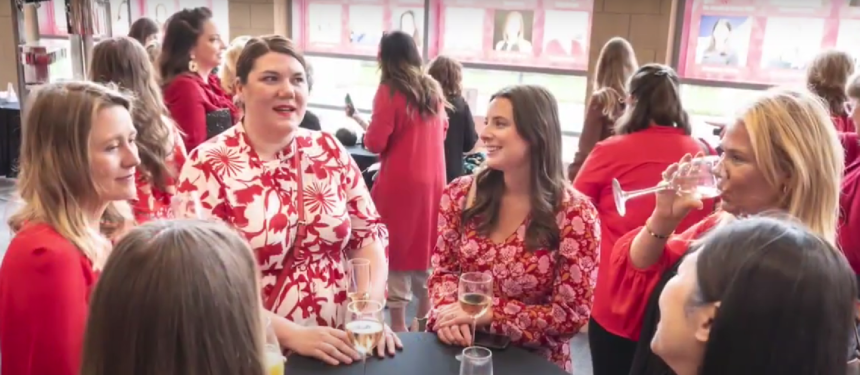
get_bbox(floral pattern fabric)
[175,124,387,327]
[427,176,600,371]
[132,130,187,222]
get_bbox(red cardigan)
[0,223,98,375]
[163,73,240,151]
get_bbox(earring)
[188,58,198,73]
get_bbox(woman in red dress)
[89,36,186,222]
[159,7,239,151]
[806,50,856,133]
[176,35,399,366]
[350,30,448,331]
[427,85,600,372]
[0,82,140,375]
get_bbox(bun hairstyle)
[807,49,856,116]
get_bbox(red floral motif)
[131,132,187,223]
[427,176,600,372]
[175,124,387,327]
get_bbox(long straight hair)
[378,30,445,119]
[591,37,638,121]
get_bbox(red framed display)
[678,0,860,86]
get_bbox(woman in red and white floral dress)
[427,85,600,372]
[175,36,400,366]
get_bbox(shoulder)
[4,224,88,272]
[185,126,241,162]
[441,175,473,207]
[559,185,599,223]
[163,74,204,98]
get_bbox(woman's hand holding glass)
[286,325,362,366]
[650,153,716,234]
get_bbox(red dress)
[427,176,600,371]
[839,155,860,274]
[364,83,447,271]
[131,129,187,222]
[163,73,240,151]
[0,223,99,375]
[176,125,387,326]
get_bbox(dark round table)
[285,332,569,375]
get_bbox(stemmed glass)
[460,347,493,375]
[346,258,371,308]
[264,317,286,375]
[612,155,721,217]
[346,300,385,375]
[455,272,493,361]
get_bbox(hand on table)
[437,323,473,346]
[434,303,494,346]
[375,324,404,358]
[288,325,362,366]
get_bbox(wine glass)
[460,346,493,375]
[455,272,493,361]
[346,258,371,307]
[612,155,722,217]
[264,317,286,375]
[346,300,385,375]
[169,191,204,219]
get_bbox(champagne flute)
[612,155,721,217]
[264,317,286,375]
[460,346,493,375]
[347,258,371,307]
[455,272,493,361]
[346,300,385,375]
[169,191,204,219]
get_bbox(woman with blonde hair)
[568,37,637,179]
[621,87,844,375]
[81,219,269,375]
[807,49,856,133]
[219,35,252,97]
[90,36,186,222]
[0,81,140,375]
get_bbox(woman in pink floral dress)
[175,36,399,366]
[427,85,600,372]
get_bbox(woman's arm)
[568,96,609,180]
[174,146,229,221]
[164,77,208,151]
[427,179,470,326]
[362,85,396,154]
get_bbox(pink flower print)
[502,278,524,296]
[537,255,551,274]
[493,262,510,278]
[462,240,480,258]
[510,262,526,278]
[520,274,539,290]
[499,245,517,259]
[570,216,586,234]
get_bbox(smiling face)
[236,51,308,134]
[481,97,529,172]
[190,19,225,72]
[715,121,783,216]
[88,105,140,203]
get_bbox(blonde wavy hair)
[219,35,252,96]
[8,81,134,268]
[733,87,843,244]
[591,37,638,121]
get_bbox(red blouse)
[427,176,600,371]
[594,214,721,340]
[0,223,98,375]
[163,73,240,151]
[833,114,856,134]
[131,130,187,222]
[839,156,860,274]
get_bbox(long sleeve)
[462,103,478,152]
[568,97,610,180]
[175,147,230,221]
[488,195,600,346]
[573,141,610,203]
[427,178,469,315]
[164,77,208,151]
[363,84,396,154]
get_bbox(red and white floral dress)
[132,129,187,223]
[427,176,600,371]
[175,124,387,327]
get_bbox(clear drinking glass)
[346,300,385,375]
[459,346,493,375]
[612,155,721,217]
[455,272,493,361]
[169,191,203,219]
[264,317,286,375]
[347,258,371,308]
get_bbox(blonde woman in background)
[219,35,252,98]
[568,37,637,180]
[807,49,856,133]
[0,82,140,375]
[145,41,161,68]
[81,219,270,375]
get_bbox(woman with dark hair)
[652,216,856,375]
[347,30,447,332]
[574,64,717,375]
[176,35,399,366]
[427,84,599,371]
[128,17,159,47]
[427,55,477,183]
[159,7,239,151]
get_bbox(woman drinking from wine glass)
[621,87,844,375]
[175,35,399,366]
[427,84,600,372]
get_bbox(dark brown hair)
[158,7,213,84]
[807,49,855,116]
[236,35,306,85]
[81,219,266,375]
[849,72,860,100]
[615,64,691,135]
[378,31,445,118]
[462,85,565,250]
[128,17,159,46]
[427,55,463,99]
[591,37,638,121]
[90,36,176,191]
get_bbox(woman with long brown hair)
[348,30,447,332]
[90,36,186,222]
[807,49,856,133]
[427,84,599,371]
[427,55,478,183]
[568,37,637,179]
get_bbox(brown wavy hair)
[378,30,444,118]
[90,36,176,191]
[849,72,860,100]
[427,55,463,99]
[615,64,691,135]
[591,37,638,121]
[807,49,856,116]
[128,17,159,46]
[462,85,565,251]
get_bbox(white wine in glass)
[456,272,493,361]
[347,258,371,307]
[612,155,721,217]
[346,300,385,375]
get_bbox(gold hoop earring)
[188,59,198,73]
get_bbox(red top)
[0,223,98,375]
[364,83,447,271]
[427,176,599,372]
[839,155,860,274]
[163,73,240,152]
[574,126,717,325]
[840,132,860,168]
[833,114,857,134]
